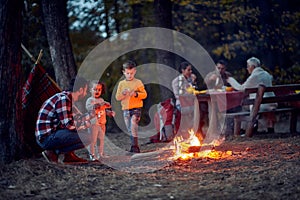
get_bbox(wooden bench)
[224,84,300,137]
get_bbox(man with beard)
[35,76,92,164]
[204,59,232,90]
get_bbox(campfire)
[172,130,232,160]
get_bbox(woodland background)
[23,0,300,86]
[0,0,299,164]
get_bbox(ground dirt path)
[1,133,300,199]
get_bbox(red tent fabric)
[22,64,61,155]
[22,64,61,110]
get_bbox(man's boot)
[63,151,88,164]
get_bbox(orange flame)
[172,129,232,160]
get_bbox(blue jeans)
[37,129,92,154]
[123,108,141,144]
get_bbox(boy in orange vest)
[115,60,147,153]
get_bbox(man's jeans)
[37,129,92,154]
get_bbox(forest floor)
[1,130,300,200]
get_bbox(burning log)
[172,129,232,160]
[176,141,215,153]
[187,146,201,153]
[183,144,216,153]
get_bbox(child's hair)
[90,80,106,95]
[122,60,137,70]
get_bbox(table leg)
[206,100,220,142]
[193,97,200,133]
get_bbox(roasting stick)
[21,43,36,63]
[35,49,43,64]
[131,150,163,160]
[21,43,43,65]
[130,149,174,161]
[21,44,61,92]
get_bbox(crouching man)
[35,76,92,164]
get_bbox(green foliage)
[272,64,300,85]
[173,0,300,75]
[67,0,132,37]
[22,0,300,87]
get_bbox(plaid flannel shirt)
[35,91,76,141]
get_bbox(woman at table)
[172,61,197,111]
[172,62,204,138]
[227,57,277,133]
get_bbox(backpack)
[149,98,180,143]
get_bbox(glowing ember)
[172,129,232,160]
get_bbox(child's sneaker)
[89,154,97,161]
[129,145,140,153]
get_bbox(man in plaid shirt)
[36,76,92,164]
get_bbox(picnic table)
[196,84,300,138]
[196,89,244,140]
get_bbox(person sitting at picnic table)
[226,57,277,134]
[172,62,202,138]
[204,59,232,90]
[172,61,197,111]
[35,76,93,163]
[204,60,236,138]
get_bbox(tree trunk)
[153,0,174,100]
[104,0,111,38]
[41,0,77,90]
[113,0,120,33]
[132,3,142,28]
[153,0,174,68]
[0,0,24,164]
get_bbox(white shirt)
[227,67,277,110]
[172,74,194,106]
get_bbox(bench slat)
[225,84,300,138]
[224,107,295,118]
